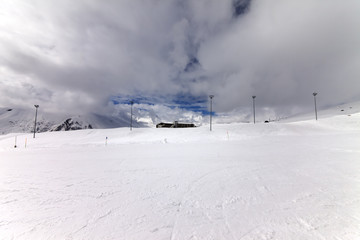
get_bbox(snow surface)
[0,111,360,239]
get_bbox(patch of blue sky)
[110,93,213,115]
[111,96,156,106]
[172,93,207,105]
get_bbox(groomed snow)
[1,113,360,239]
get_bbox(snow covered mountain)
[0,108,52,135]
[1,101,359,135]
[0,107,146,135]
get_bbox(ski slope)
[0,111,360,239]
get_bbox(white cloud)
[0,0,359,121]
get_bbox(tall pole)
[252,96,256,124]
[209,95,214,131]
[130,100,134,131]
[33,105,39,138]
[313,92,318,121]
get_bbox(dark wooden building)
[156,121,196,128]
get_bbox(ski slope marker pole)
[14,136,17,148]
[25,138,27,148]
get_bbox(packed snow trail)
[0,114,360,239]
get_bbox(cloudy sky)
[1,0,360,120]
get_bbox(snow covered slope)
[0,110,359,239]
[0,108,55,135]
[0,107,144,135]
[281,101,360,123]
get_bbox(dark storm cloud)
[198,0,360,113]
[0,0,359,118]
[233,0,252,17]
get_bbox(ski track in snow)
[0,113,360,239]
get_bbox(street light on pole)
[252,96,256,124]
[313,92,318,121]
[33,105,39,138]
[130,100,134,131]
[209,95,214,131]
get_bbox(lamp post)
[209,95,214,131]
[252,96,256,124]
[33,105,39,138]
[130,100,134,131]
[313,92,318,121]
